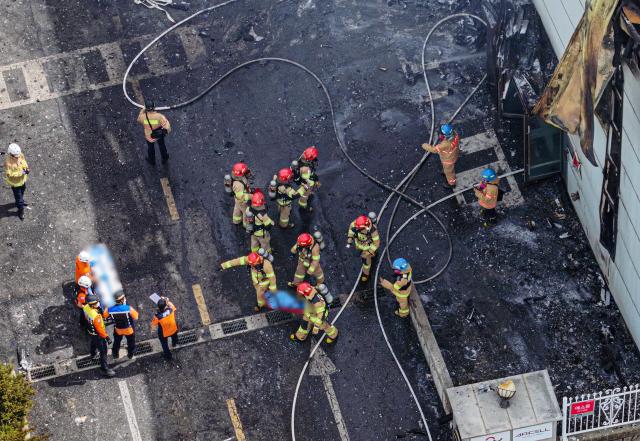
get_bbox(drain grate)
[76,356,101,369]
[176,330,198,345]
[133,341,153,355]
[266,310,292,325]
[221,319,248,335]
[29,364,56,380]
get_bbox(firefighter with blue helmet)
[378,257,413,318]
[474,167,501,227]
[422,124,460,188]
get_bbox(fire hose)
[121,2,524,440]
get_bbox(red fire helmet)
[296,282,314,297]
[297,233,314,247]
[302,146,318,162]
[232,162,250,177]
[247,252,263,266]
[251,190,265,207]
[277,167,294,183]
[354,215,372,230]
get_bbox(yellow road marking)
[226,399,246,441]
[160,177,180,221]
[192,284,211,326]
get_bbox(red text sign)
[570,400,595,416]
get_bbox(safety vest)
[3,154,29,188]
[104,304,138,336]
[83,304,103,337]
[393,271,413,298]
[153,304,178,338]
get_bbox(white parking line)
[118,380,143,441]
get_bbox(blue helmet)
[392,258,409,272]
[440,124,453,137]
[481,168,497,182]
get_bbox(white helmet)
[7,143,21,156]
[78,276,92,289]
[78,251,90,263]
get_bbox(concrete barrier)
[409,286,454,414]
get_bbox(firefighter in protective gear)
[137,100,171,164]
[296,146,320,211]
[103,292,139,359]
[474,168,500,227]
[290,282,338,344]
[248,191,274,253]
[274,167,302,228]
[421,124,460,188]
[230,162,253,226]
[289,233,324,287]
[83,294,115,377]
[347,215,380,282]
[220,252,277,311]
[378,258,412,318]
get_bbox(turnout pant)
[294,311,338,341]
[481,208,497,225]
[146,138,168,163]
[442,161,457,186]
[359,249,375,278]
[293,260,325,285]
[278,204,292,227]
[394,293,410,318]
[158,328,179,360]
[89,335,110,371]
[232,200,248,226]
[250,232,271,253]
[298,188,313,210]
[112,333,136,358]
[254,284,268,308]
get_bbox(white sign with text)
[513,423,553,441]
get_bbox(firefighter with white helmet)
[220,252,277,311]
[379,258,413,318]
[290,282,338,344]
[289,233,324,287]
[3,143,30,220]
[347,214,380,282]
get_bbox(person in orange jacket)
[151,296,179,360]
[421,124,460,188]
[474,168,501,227]
[83,294,115,377]
[75,251,92,284]
[103,292,139,360]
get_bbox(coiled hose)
[121,3,523,440]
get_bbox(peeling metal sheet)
[533,0,620,166]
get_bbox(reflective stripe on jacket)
[83,304,108,338]
[232,179,251,203]
[3,154,28,187]
[137,109,171,142]
[103,304,139,336]
[276,184,300,206]
[424,134,459,165]
[475,181,500,209]
[252,210,273,237]
[347,222,380,252]
[392,271,412,298]
[251,260,277,291]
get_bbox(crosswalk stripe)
[0,25,204,111]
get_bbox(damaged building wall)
[533,0,640,349]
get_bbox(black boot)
[17,208,24,220]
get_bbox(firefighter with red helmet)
[272,167,302,229]
[295,146,320,212]
[220,252,277,311]
[347,214,380,282]
[247,190,274,253]
[289,232,324,287]
[290,282,338,344]
[421,124,460,188]
[229,162,253,226]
